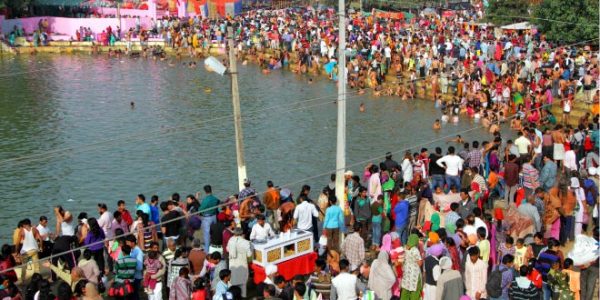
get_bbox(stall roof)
[501,22,533,30]
[34,0,87,6]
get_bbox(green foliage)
[3,0,32,17]
[532,0,599,43]
[485,0,531,26]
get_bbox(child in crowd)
[191,277,208,300]
[514,238,528,269]
[497,236,515,266]
[143,250,163,295]
[563,258,581,300]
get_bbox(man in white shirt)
[293,197,318,232]
[436,146,464,191]
[249,214,274,241]
[564,146,578,172]
[514,131,532,157]
[97,203,113,239]
[330,259,358,300]
[37,216,53,258]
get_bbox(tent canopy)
[501,22,533,30]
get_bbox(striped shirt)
[508,278,539,300]
[114,255,137,282]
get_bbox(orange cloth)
[263,188,281,210]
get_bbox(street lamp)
[204,27,248,191]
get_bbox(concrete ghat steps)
[3,43,595,125]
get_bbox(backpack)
[486,266,510,298]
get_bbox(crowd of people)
[1,4,600,300]
[0,110,598,300]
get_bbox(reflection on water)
[0,54,491,239]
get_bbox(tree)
[1,0,33,17]
[532,0,599,43]
[485,0,531,26]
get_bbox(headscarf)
[439,256,452,270]
[380,233,393,253]
[431,213,441,232]
[428,243,444,257]
[407,234,419,248]
[428,232,440,244]
[368,251,396,300]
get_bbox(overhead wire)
[2,35,597,167]
[0,101,550,274]
[0,5,598,274]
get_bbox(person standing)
[199,185,220,252]
[489,254,515,300]
[226,228,251,298]
[249,214,275,241]
[135,194,151,217]
[504,154,520,203]
[330,259,358,300]
[423,244,444,300]
[401,234,423,300]
[294,193,319,234]
[323,197,345,252]
[508,265,540,300]
[17,218,43,284]
[540,156,558,191]
[429,147,446,190]
[36,216,53,259]
[518,196,542,233]
[368,251,396,300]
[341,224,364,271]
[352,187,371,241]
[116,200,134,227]
[457,189,476,219]
[465,246,487,300]
[112,244,137,300]
[263,181,281,230]
[392,192,409,245]
[124,235,144,300]
[436,146,465,191]
[368,165,382,202]
[436,256,464,300]
[82,218,105,277]
[160,201,182,246]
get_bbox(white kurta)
[226,236,252,286]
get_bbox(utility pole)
[227,26,247,191]
[335,0,347,221]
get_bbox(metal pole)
[335,0,346,221]
[117,3,122,34]
[227,26,247,191]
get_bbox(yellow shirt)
[514,246,527,269]
[478,239,491,263]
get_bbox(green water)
[0,54,491,240]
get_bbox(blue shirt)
[323,206,344,229]
[394,200,409,228]
[136,203,151,216]
[149,204,160,225]
[130,246,144,279]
